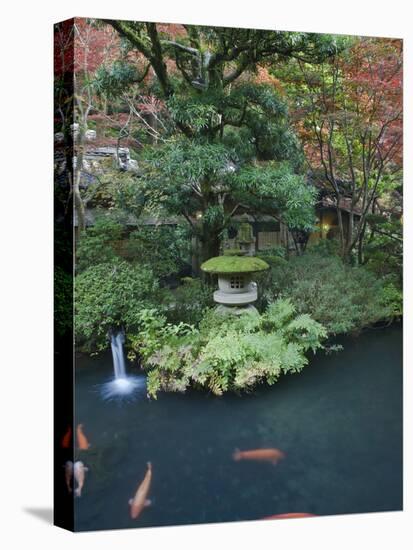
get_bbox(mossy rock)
[201,255,269,274]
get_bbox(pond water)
[74,325,402,531]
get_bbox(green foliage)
[130,299,327,398]
[230,84,303,164]
[76,218,123,272]
[127,225,191,278]
[361,213,402,318]
[76,215,191,279]
[379,281,403,318]
[140,139,234,236]
[255,255,288,278]
[306,238,341,258]
[167,94,220,133]
[162,277,214,326]
[75,258,159,351]
[364,215,402,284]
[232,162,317,230]
[94,61,143,98]
[264,251,393,335]
[134,137,317,262]
[54,266,73,338]
[86,169,146,216]
[257,246,288,269]
[145,139,234,184]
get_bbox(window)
[230,276,244,289]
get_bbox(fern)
[133,299,327,398]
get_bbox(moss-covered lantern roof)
[200,255,269,274]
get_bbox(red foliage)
[54,19,75,76]
[343,38,403,167]
[156,23,187,38]
[73,18,146,74]
[291,37,402,175]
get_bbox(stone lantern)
[236,222,255,255]
[200,255,269,314]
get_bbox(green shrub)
[126,224,191,279]
[54,266,73,338]
[258,245,287,259]
[129,299,327,398]
[364,215,402,284]
[76,219,192,280]
[75,258,160,351]
[76,218,123,272]
[163,277,214,326]
[306,238,341,258]
[264,251,393,335]
[380,280,403,318]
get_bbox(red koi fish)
[61,426,72,449]
[233,448,286,465]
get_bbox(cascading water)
[100,329,146,400]
[111,331,127,379]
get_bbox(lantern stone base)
[213,288,257,306]
[215,304,259,316]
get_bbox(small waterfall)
[100,329,146,400]
[110,331,127,379]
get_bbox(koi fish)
[74,461,88,497]
[232,448,286,465]
[64,460,73,493]
[264,513,316,519]
[76,424,90,450]
[61,426,72,449]
[129,462,152,520]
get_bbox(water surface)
[74,325,402,531]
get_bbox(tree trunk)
[280,221,289,258]
[347,211,354,251]
[200,231,221,263]
[74,148,86,239]
[357,220,367,265]
[190,228,221,277]
[336,204,345,256]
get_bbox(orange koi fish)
[264,513,316,519]
[129,462,152,520]
[76,424,90,450]
[232,448,286,465]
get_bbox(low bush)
[263,251,393,335]
[75,258,160,351]
[76,217,123,272]
[55,266,73,338]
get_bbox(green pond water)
[73,324,402,531]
